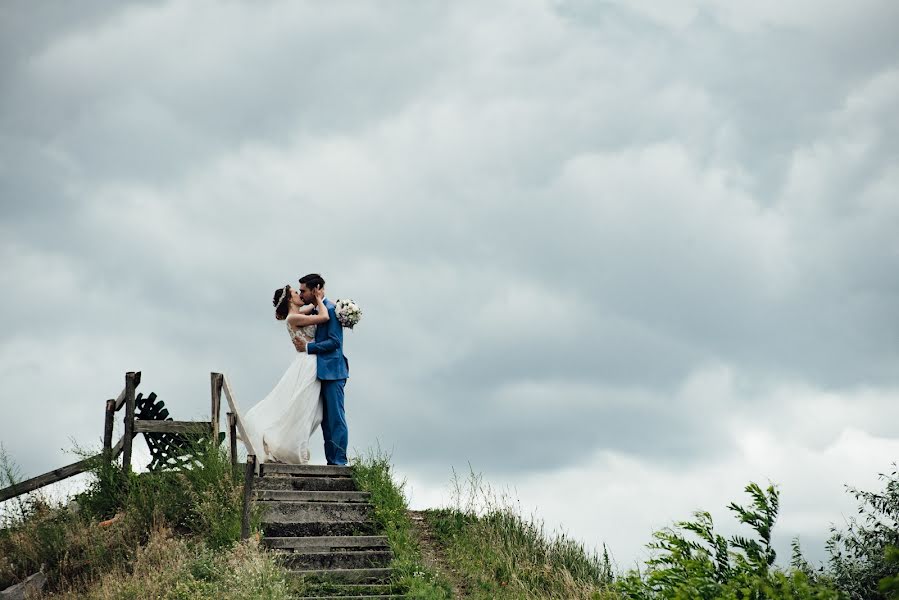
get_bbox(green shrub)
[877,546,899,599]
[827,465,899,600]
[75,438,249,549]
[0,438,257,593]
[618,483,844,600]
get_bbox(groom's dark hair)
[299,273,325,289]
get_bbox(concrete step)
[262,464,352,478]
[263,520,379,538]
[264,535,389,551]
[288,568,392,584]
[294,596,403,599]
[255,476,358,492]
[279,550,392,570]
[290,582,399,598]
[260,501,371,524]
[257,490,370,503]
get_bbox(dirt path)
[408,510,468,599]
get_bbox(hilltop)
[0,446,896,599]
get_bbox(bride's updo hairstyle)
[273,285,291,320]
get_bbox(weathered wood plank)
[210,372,222,442]
[102,399,115,462]
[221,375,257,458]
[133,420,212,435]
[1,432,133,502]
[241,454,256,540]
[113,371,141,411]
[0,457,95,503]
[227,412,238,467]
[122,372,137,474]
[111,434,125,459]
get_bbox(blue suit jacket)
[308,298,349,380]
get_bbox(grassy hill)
[0,447,895,599]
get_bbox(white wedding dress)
[240,322,323,464]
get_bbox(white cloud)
[403,371,899,567]
[1,0,897,569]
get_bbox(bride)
[239,284,329,464]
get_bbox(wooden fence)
[0,370,258,538]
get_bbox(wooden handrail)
[0,434,129,503]
[0,370,252,504]
[111,434,126,459]
[218,373,257,458]
[0,369,142,504]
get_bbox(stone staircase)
[255,463,403,599]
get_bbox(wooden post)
[114,372,140,411]
[122,372,137,474]
[227,412,238,468]
[210,372,223,443]
[241,454,256,540]
[102,399,115,462]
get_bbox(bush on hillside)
[617,483,844,600]
[0,439,253,593]
[827,465,899,600]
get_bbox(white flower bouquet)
[334,298,362,329]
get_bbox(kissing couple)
[239,273,351,466]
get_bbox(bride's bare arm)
[287,294,329,327]
[297,304,315,315]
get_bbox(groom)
[293,273,350,466]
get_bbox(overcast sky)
[1,0,897,568]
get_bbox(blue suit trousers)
[321,379,348,465]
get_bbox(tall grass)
[49,527,289,600]
[426,467,616,599]
[74,437,251,549]
[0,439,269,595]
[0,445,142,591]
[351,447,454,599]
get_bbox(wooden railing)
[0,371,140,503]
[212,372,257,464]
[0,371,258,505]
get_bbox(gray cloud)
[1,0,897,566]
